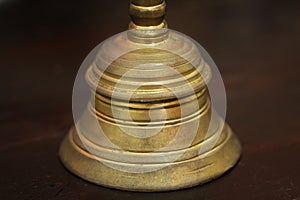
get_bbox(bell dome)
[59,0,241,192]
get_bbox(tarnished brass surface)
[60,125,241,192]
[59,0,241,192]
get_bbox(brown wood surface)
[0,0,300,199]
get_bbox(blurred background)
[0,0,299,199]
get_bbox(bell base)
[59,125,241,192]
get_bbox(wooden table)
[1,0,299,199]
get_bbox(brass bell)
[59,0,241,192]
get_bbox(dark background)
[0,0,300,199]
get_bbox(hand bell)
[59,0,242,192]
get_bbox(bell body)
[59,27,241,191]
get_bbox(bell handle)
[129,0,167,29]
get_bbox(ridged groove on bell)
[86,30,211,102]
[71,121,229,163]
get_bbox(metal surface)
[129,0,167,29]
[59,0,242,192]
